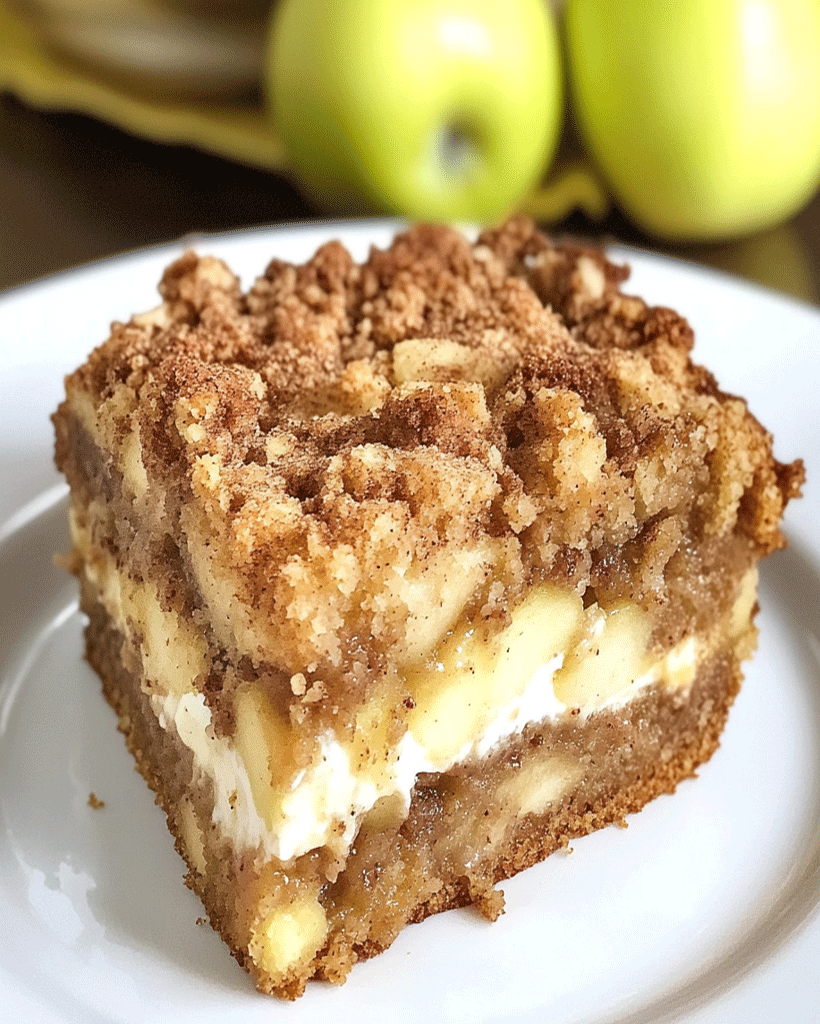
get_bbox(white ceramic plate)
[1,222,819,1024]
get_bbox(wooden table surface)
[2,91,819,305]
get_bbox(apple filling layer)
[70,502,757,871]
[53,220,802,997]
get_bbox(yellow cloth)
[0,0,608,222]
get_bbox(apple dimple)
[431,121,482,182]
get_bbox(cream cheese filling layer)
[70,507,756,865]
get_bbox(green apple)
[265,0,563,221]
[564,0,820,241]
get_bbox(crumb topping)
[58,218,804,715]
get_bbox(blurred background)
[1,0,819,302]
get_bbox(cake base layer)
[83,582,743,998]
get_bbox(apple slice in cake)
[53,218,803,998]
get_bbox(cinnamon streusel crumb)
[58,218,803,736]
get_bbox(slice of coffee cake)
[53,218,803,998]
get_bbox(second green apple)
[266,0,563,221]
[565,0,820,241]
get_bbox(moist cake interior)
[53,218,803,998]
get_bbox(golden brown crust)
[54,219,804,999]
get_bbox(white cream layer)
[157,656,564,864]
[155,636,695,863]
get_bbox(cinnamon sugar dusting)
[59,218,804,712]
